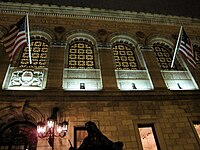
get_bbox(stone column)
[46,43,65,89]
[140,46,167,89]
[98,44,118,91]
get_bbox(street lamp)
[37,107,69,149]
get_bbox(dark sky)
[2,0,200,18]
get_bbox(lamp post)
[37,107,68,150]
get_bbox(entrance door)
[0,121,37,150]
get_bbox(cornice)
[0,88,200,102]
[0,2,200,26]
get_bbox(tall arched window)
[2,35,50,90]
[18,37,49,69]
[111,37,153,91]
[152,42,179,70]
[63,34,102,91]
[67,39,95,69]
[150,38,198,90]
[112,41,139,70]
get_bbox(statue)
[69,121,123,150]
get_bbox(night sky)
[2,0,200,18]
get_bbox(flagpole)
[170,26,183,68]
[26,13,32,64]
[2,63,11,89]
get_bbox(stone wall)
[3,99,198,150]
[0,2,200,150]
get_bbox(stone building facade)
[0,2,200,150]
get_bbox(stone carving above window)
[10,70,43,87]
[3,68,47,90]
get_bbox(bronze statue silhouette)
[69,121,123,150]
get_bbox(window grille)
[153,43,177,70]
[67,40,95,69]
[2,38,49,90]
[152,42,198,90]
[112,42,139,70]
[112,40,153,90]
[18,39,49,68]
[63,38,102,91]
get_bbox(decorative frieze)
[2,67,48,90]
[0,2,200,26]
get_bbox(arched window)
[152,42,179,70]
[2,35,50,90]
[111,36,153,91]
[150,38,198,90]
[18,37,49,69]
[112,41,139,70]
[67,39,95,69]
[63,33,102,91]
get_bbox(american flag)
[2,16,27,62]
[179,28,196,68]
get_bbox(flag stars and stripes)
[2,16,27,63]
[179,28,196,69]
[171,26,196,69]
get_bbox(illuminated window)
[193,122,200,139]
[112,41,139,70]
[67,40,95,69]
[112,39,153,91]
[63,36,102,91]
[153,42,178,70]
[138,124,160,150]
[2,37,49,90]
[18,38,49,68]
[193,45,200,69]
[152,42,198,90]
